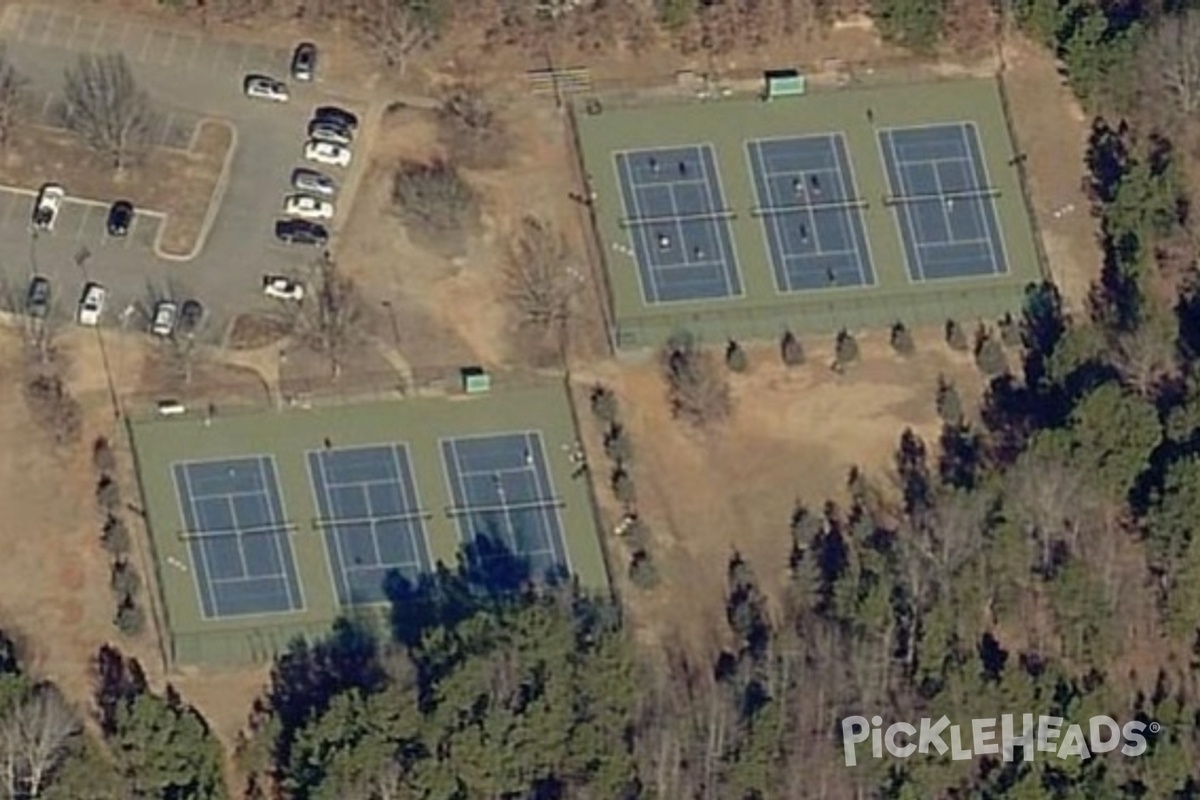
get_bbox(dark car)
[178,299,205,337]
[107,200,133,236]
[25,276,49,319]
[291,42,317,82]
[313,105,358,132]
[274,218,329,246]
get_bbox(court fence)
[995,69,1052,283]
[612,281,1033,350]
[119,366,569,422]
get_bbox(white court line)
[261,455,306,612]
[305,449,354,607]
[171,463,219,620]
[832,134,873,286]
[961,122,1008,274]
[611,152,661,305]
[527,431,571,570]
[388,443,433,572]
[879,128,926,283]
[696,142,742,298]
[222,495,251,578]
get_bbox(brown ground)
[573,329,988,653]
[0,119,232,257]
[1000,36,1101,314]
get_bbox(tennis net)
[445,498,565,517]
[751,198,869,217]
[312,510,434,528]
[883,188,1000,206]
[619,210,735,228]
[178,522,298,541]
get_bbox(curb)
[153,117,239,262]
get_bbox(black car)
[275,219,329,246]
[178,299,205,337]
[107,200,133,236]
[25,276,50,319]
[291,42,317,82]
[313,105,358,132]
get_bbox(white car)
[263,275,304,301]
[283,194,334,221]
[304,140,351,168]
[77,282,106,326]
[150,300,178,337]
[32,183,65,231]
[244,76,289,102]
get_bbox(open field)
[576,77,1043,349]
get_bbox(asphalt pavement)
[0,4,373,339]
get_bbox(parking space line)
[120,216,137,247]
[40,94,56,125]
[37,8,58,46]
[160,31,179,65]
[63,13,82,50]
[73,207,93,241]
[136,27,153,62]
[158,112,176,146]
[234,44,251,75]
[15,7,35,41]
[86,19,107,53]
[183,36,202,70]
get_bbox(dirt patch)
[227,313,290,351]
[1001,36,1101,314]
[574,328,989,655]
[0,119,232,257]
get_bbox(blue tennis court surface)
[440,431,569,581]
[308,444,433,606]
[614,144,743,304]
[746,134,874,292]
[879,123,1008,281]
[172,456,304,619]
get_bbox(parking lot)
[0,4,369,337]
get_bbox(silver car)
[244,75,289,102]
[307,122,352,146]
[291,168,337,198]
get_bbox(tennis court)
[308,443,433,606]
[614,144,743,304]
[172,456,305,619]
[746,134,875,292]
[879,123,1009,281]
[440,431,570,579]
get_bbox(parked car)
[274,219,329,246]
[313,106,359,132]
[106,200,133,236]
[150,300,178,337]
[77,282,106,326]
[243,75,289,102]
[25,276,50,319]
[291,168,337,198]
[263,275,304,301]
[283,194,334,221]
[307,121,352,146]
[304,140,351,168]
[32,183,65,231]
[291,42,317,82]
[178,299,205,337]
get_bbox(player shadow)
[382,533,570,650]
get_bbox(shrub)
[629,549,660,589]
[780,330,805,366]
[612,467,637,505]
[890,322,915,356]
[113,596,145,636]
[998,312,1022,347]
[975,335,1010,378]
[936,376,964,426]
[93,436,117,474]
[102,515,130,556]
[945,319,969,351]
[603,423,633,464]
[725,340,748,372]
[110,559,141,597]
[835,330,859,366]
[589,384,619,423]
[96,475,121,512]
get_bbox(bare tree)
[503,215,577,329]
[0,686,79,798]
[1140,11,1200,127]
[1109,324,1176,397]
[61,53,160,170]
[437,85,509,169]
[391,159,479,244]
[287,256,367,379]
[0,48,28,148]
[659,332,731,428]
[355,0,443,73]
